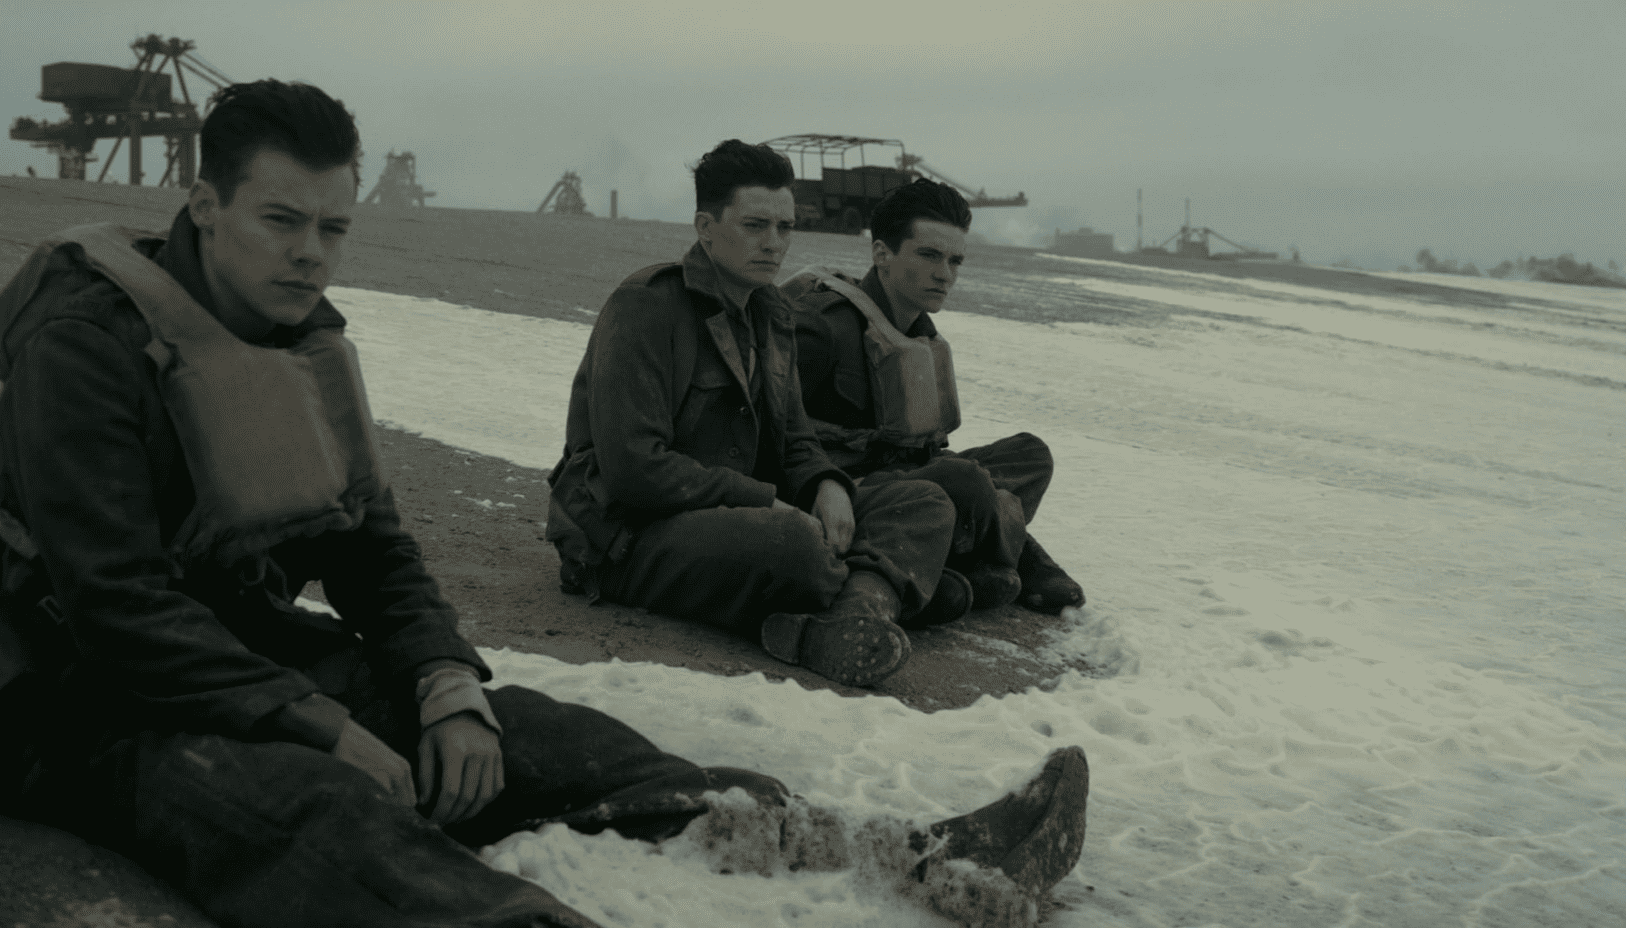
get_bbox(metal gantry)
[8,35,230,186]
[537,171,589,215]
[363,151,436,208]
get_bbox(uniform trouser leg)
[950,432,1054,525]
[59,731,602,928]
[326,653,792,849]
[8,674,789,928]
[441,685,788,848]
[597,479,953,626]
[863,456,1026,570]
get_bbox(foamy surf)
[325,250,1625,926]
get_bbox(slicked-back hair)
[199,80,361,206]
[693,139,795,219]
[871,178,972,255]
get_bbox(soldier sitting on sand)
[784,179,1086,616]
[548,139,977,689]
[0,83,1087,928]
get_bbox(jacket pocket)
[672,362,737,458]
[546,449,632,565]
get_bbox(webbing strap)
[804,269,910,344]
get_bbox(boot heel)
[761,612,809,663]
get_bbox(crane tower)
[363,151,435,208]
[8,34,231,185]
[537,171,590,215]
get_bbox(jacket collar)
[680,240,795,319]
[156,206,347,344]
[680,241,745,314]
[859,266,938,338]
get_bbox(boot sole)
[761,612,911,687]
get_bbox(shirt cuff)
[415,667,502,736]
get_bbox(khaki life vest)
[787,266,960,448]
[0,223,384,571]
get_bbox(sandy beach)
[3,175,1622,928]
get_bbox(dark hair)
[199,80,361,206]
[693,139,794,218]
[870,178,972,254]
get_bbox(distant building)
[1052,227,1114,258]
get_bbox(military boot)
[899,567,973,629]
[762,570,910,686]
[1017,537,1085,613]
[912,745,1090,923]
[962,563,1023,610]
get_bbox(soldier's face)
[696,185,797,289]
[190,148,355,335]
[875,219,967,315]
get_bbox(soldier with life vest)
[786,179,1086,617]
[548,140,976,690]
[0,84,1090,927]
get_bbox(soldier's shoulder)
[2,243,150,370]
[781,267,863,317]
[615,261,685,292]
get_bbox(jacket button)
[727,447,742,458]
[739,405,750,417]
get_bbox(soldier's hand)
[333,719,416,806]
[772,496,825,537]
[811,479,856,556]
[418,711,505,825]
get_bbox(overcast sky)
[3,0,1621,270]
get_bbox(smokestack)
[1136,188,1142,251]
[611,190,618,220]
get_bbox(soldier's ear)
[694,210,716,244]
[188,180,220,235]
[872,235,894,269]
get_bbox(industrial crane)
[363,151,435,208]
[1154,199,1277,260]
[536,171,589,215]
[8,34,231,186]
[896,153,1027,208]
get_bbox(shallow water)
[328,254,1625,926]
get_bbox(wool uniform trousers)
[596,478,955,629]
[862,432,1055,571]
[1,659,786,928]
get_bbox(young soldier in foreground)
[785,179,1087,616]
[549,140,973,688]
[0,85,1086,927]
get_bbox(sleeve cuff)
[794,470,854,511]
[416,667,502,736]
[737,479,780,509]
[264,693,351,751]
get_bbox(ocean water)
[326,249,1625,927]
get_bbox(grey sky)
[3,0,1621,270]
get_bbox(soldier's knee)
[869,478,955,530]
[929,458,1001,513]
[766,508,831,560]
[760,509,845,599]
[1010,432,1054,470]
